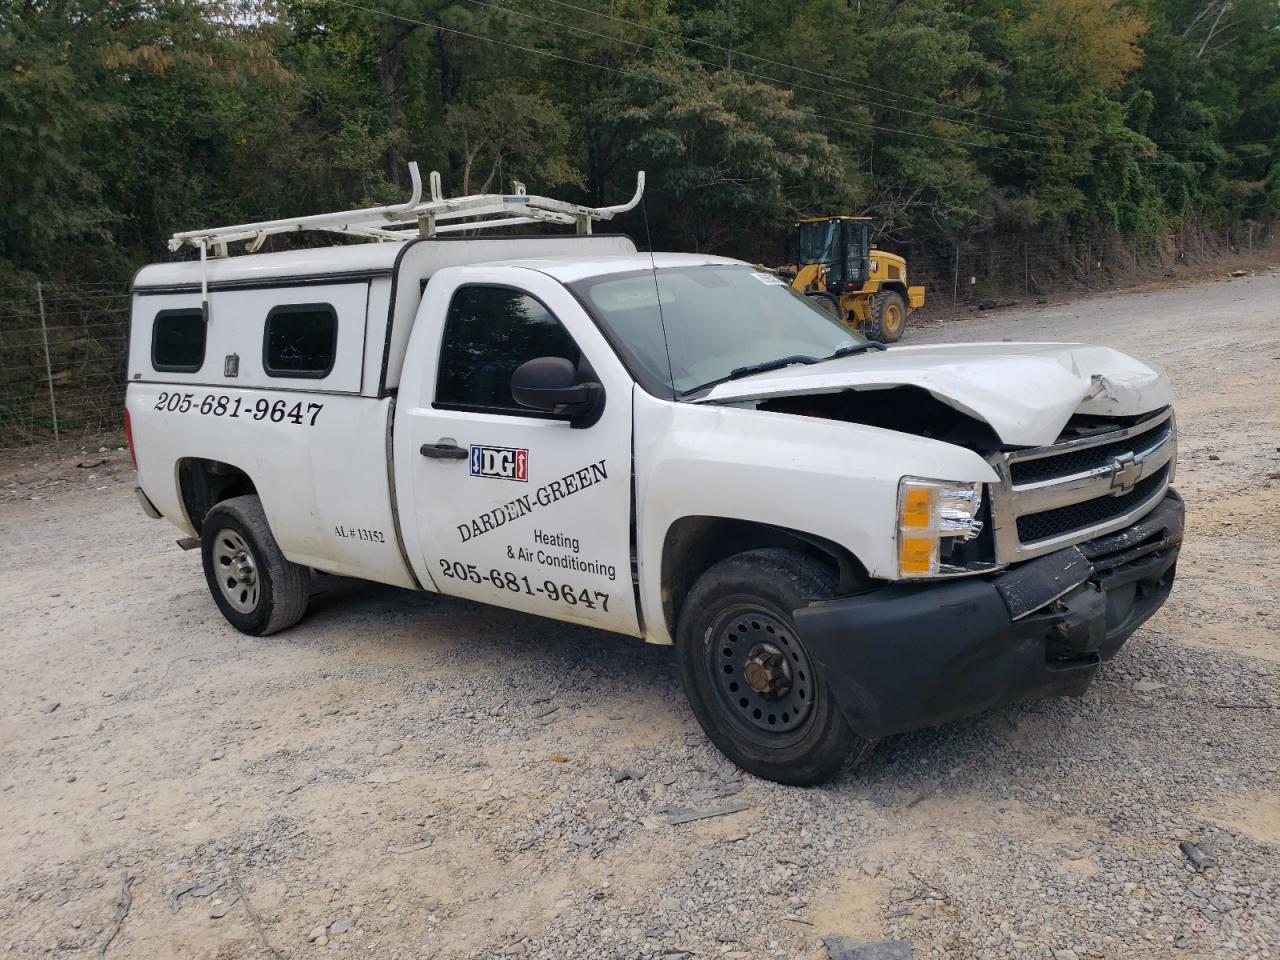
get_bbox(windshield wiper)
[825,341,887,361]
[726,354,820,381]
[681,342,886,398]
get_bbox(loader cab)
[795,217,870,293]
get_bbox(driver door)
[399,268,640,636]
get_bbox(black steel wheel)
[676,548,875,785]
[708,605,815,740]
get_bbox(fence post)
[37,280,60,443]
[1024,242,1029,296]
[952,244,960,306]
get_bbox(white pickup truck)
[125,175,1183,784]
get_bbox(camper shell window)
[263,304,338,379]
[152,309,206,373]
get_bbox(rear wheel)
[200,495,310,636]
[675,548,874,785]
[864,289,906,343]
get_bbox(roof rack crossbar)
[168,166,645,254]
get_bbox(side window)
[436,286,582,414]
[152,309,206,372]
[264,304,337,378]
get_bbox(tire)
[805,290,844,321]
[864,289,907,343]
[675,548,874,786]
[200,495,310,636]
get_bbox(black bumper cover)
[796,490,1184,741]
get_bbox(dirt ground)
[1,268,1278,960]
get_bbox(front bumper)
[796,490,1184,741]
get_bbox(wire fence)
[0,222,1269,448]
[897,221,1270,316]
[0,283,132,447]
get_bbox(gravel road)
[2,269,1278,960]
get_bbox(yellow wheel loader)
[773,217,925,343]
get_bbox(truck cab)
[126,173,1184,785]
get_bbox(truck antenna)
[640,192,676,401]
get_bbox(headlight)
[897,477,984,578]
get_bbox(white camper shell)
[129,233,641,591]
[125,172,1185,785]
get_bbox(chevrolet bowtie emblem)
[1108,452,1141,495]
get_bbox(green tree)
[616,56,849,252]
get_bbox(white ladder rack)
[168,163,646,256]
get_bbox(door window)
[844,222,869,285]
[436,286,582,415]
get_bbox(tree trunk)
[380,22,419,188]
[585,121,622,206]
[436,29,458,107]
[436,30,467,184]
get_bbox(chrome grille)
[989,408,1176,562]
[1008,418,1172,485]
[1015,464,1169,543]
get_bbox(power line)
[460,0,1063,146]
[326,0,668,86]
[324,0,1068,160]
[809,108,1028,153]
[517,0,1247,165]
[320,0,1234,167]
[521,0,1065,137]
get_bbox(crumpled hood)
[697,341,1172,447]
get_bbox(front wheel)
[864,289,907,343]
[675,549,874,785]
[805,290,844,321]
[200,495,310,636]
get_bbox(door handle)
[420,439,469,460]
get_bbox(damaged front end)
[796,491,1183,741]
[709,344,1184,738]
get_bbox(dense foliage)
[1,0,1277,284]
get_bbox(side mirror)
[511,357,605,428]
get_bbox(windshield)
[571,265,867,397]
[797,221,839,266]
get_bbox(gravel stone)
[1180,841,1218,872]
[825,936,913,960]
